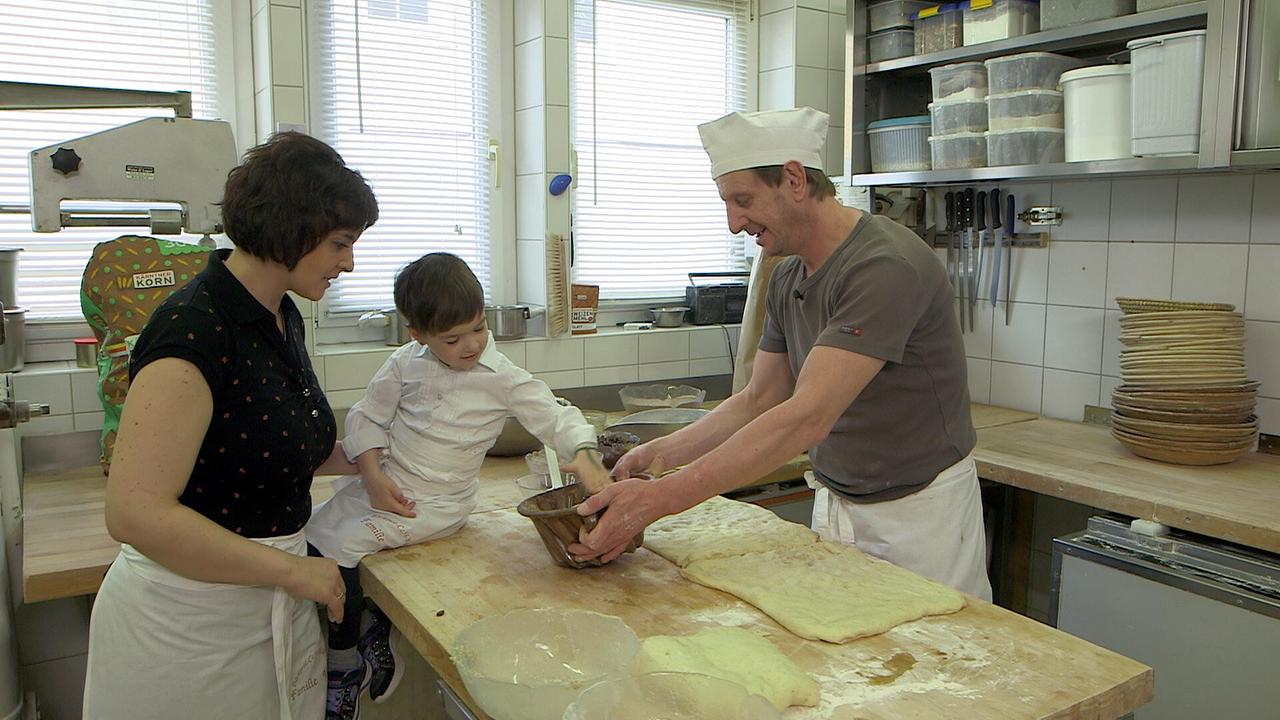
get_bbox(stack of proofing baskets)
[1110,297,1259,467]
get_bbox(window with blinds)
[0,0,222,320]
[571,0,750,300]
[309,0,492,315]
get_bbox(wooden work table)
[363,506,1151,719]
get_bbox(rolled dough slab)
[681,543,965,643]
[645,496,817,567]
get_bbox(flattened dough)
[635,626,819,710]
[682,543,965,643]
[645,496,817,567]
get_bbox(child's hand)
[364,471,418,517]
[564,448,613,495]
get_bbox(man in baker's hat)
[572,108,989,600]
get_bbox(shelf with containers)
[838,0,1269,187]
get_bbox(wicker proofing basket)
[1115,297,1236,314]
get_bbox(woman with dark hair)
[83,132,378,720]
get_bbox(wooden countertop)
[974,417,1280,555]
[362,507,1151,719]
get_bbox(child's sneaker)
[358,606,403,703]
[325,660,368,720]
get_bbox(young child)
[306,252,611,719]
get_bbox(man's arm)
[614,348,795,478]
[573,345,883,562]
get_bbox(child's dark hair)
[394,253,485,333]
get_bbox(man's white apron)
[83,531,325,719]
[808,452,993,600]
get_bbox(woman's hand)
[284,555,347,623]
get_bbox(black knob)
[50,147,81,175]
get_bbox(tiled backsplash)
[12,324,740,438]
[944,172,1279,435]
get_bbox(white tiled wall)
[952,172,1280,431]
[757,0,845,177]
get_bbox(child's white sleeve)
[342,351,405,461]
[506,367,597,459]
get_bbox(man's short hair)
[752,165,836,200]
[394,253,485,334]
[221,131,378,269]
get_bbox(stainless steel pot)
[0,306,26,372]
[484,305,530,340]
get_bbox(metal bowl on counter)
[484,304,530,340]
[649,306,689,328]
[488,416,541,457]
[605,407,710,444]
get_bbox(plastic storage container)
[963,0,1040,46]
[870,0,936,32]
[1041,0,1135,31]
[1060,64,1132,161]
[985,52,1082,93]
[1128,30,1206,155]
[868,28,915,62]
[987,127,1065,165]
[929,98,989,134]
[913,3,965,55]
[929,131,988,168]
[867,116,932,172]
[987,89,1063,130]
[929,61,988,100]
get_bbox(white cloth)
[807,453,993,600]
[698,107,829,179]
[84,531,324,720]
[306,332,596,567]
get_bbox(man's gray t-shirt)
[760,213,976,503]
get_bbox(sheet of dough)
[645,495,817,567]
[682,543,965,643]
[635,626,819,711]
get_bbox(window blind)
[0,0,221,320]
[310,0,491,314]
[571,0,750,300]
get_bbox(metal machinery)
[0,81,239,719]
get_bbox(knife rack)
[926,230,1049,249]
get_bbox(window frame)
[10,0,248,363]
[567,0,759,304]
[307,0,513,341]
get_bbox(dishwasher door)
[1051,516,1280,720]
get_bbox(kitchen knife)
[974,189,987,312]
[963,188,976,331]
[990,188,1003,307]
[944,191,956,291]
[1004,193,1015,325]
[957,190,968,332]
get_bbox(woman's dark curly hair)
[220,131,378,269]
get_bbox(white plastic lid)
[1126,29,1207,49]
[1059,64,1131,83]
[930,61,986,74]
[927,96,989,109]
[984,127,1065,137]
[984,52,1077,66]
[928,131,987,143]
[986,89,1064,100]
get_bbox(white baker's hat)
[698,107,829,179]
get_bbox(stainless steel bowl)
[488,416,542,456]
[649,306,689,328]
[485,305,531,340]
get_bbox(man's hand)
[568,477,668,563]
[562,448,612,494]
[611,441,664,480]
[364,471,417,517]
